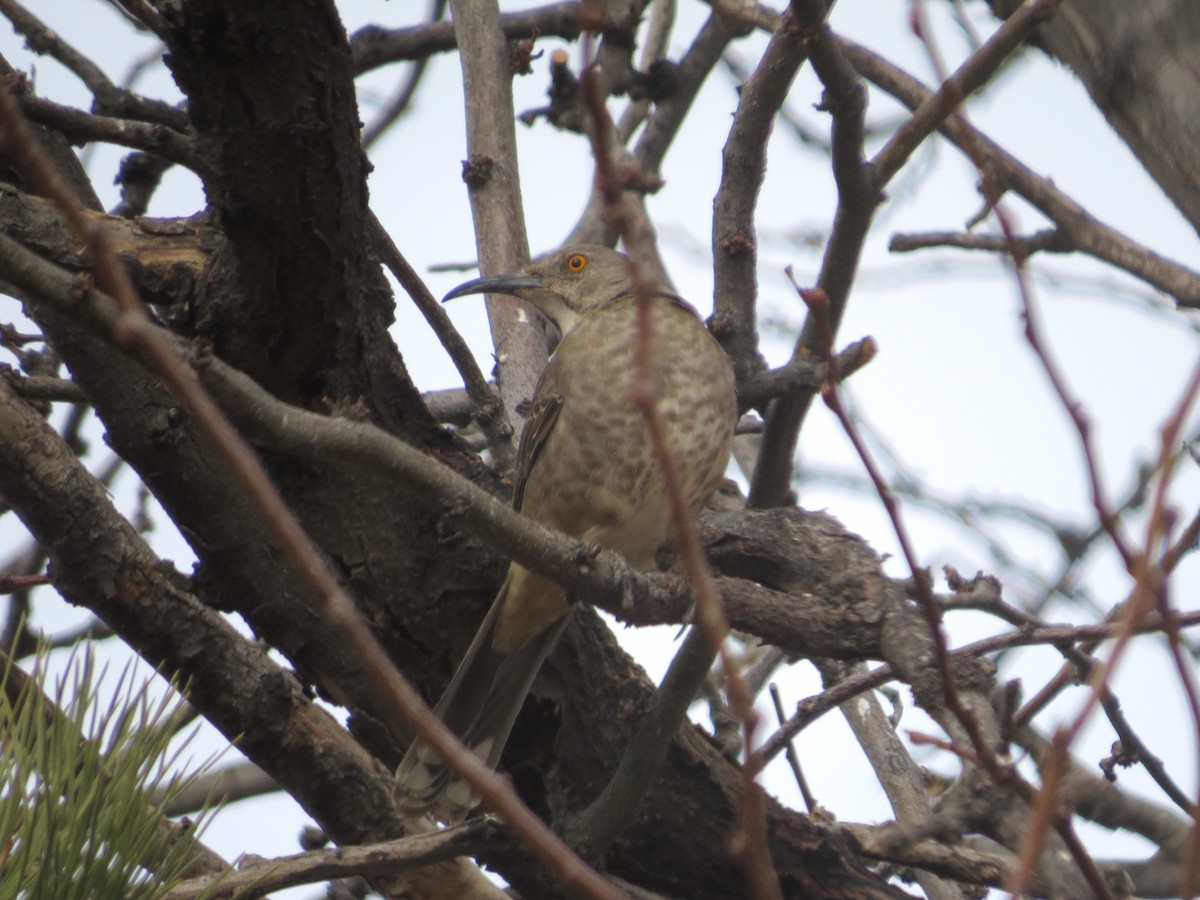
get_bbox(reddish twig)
[578,31,781,900]
[788,271,998,767]
[0,572,50,593]
[904,4,1130,897]
[907,730,981,765]
[953,567,1199,818]
[787,234,1105,895]
[1146,361,1200,897]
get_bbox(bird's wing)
[512,389,563,513]
[661,291,702,319]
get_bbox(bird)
[394,244,737,823]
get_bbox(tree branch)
[841,36,1200,309]
[164,819,506,900]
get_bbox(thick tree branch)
[18,94,198,170]
[449,0,545,470]
[748,5,873,509]
[711,0,813,386]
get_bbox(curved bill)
[442,273,544,302]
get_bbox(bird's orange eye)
[567,254,588,272]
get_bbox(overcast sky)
[3,1,1199,895]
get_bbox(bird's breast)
[519,298,736,567]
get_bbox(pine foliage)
[0,646,223,900]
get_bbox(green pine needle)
[0,644,227,900]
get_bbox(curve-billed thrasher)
[395,244,737,822]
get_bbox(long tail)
[394,575,569,823]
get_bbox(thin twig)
[579,27,781,898]
[768,683,815,813]
[947,569,1198,817]
[6,373,87,403]
[841,37,1200,309]
[757,608,1200,765]
[361,0,446,149]
[904,5,1115,896]
[889,228,1072,256]
[871,0,1063,186]
[366,213,512,456]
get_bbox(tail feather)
[395,578,569,823]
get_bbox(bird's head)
[443,244,636,336]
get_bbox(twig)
[157,762,279,819]
[945,569,1197,817]
[843,822,1014,890]
[796,276,1000,768]
[736,336,875,410]
[720,49,832,153]
[710,2,812,386]
[361,0,446,149]
[19,94,201,173]
[366,213,512,457]
[612,0,676,146]
[747,0,1055,510]
[768,683,815,813]
[103,0,166,38]
[0,0,178,127]
[563,11,734,252]
[738,603,1200,765]
[871,0,1063,186]
[0,571,49,592]
[633,9,733,174]
[350,2,582,75]
[1143,367,1200,896]
[816,658,961,900]
[447,0,544,471]
[0,0,112,97]
[6,373,87,403]
[903,5,1115,896]
[579,24,780,897]
[889,228,1072,256]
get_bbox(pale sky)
[3,1,1199,895]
